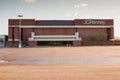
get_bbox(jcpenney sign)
[83,20,105,25]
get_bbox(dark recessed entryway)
[37,41,72,46]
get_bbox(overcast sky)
[0,0,120,37]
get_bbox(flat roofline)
[17,26,113,28]
[8,19,35,20]
[36,20,74,21]
[8,19,114,20]
[75,19,114,20]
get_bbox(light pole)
[18,15,23,48]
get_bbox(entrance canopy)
[29,32,81,41]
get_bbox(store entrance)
[37,41,72,46]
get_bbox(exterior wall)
[77,28,108,41]
[113,41,120,45]
[9,19,36,26]
[22,28,33,46]
[74,19,113,26]
[34,28,75,35]
[28,41,37,46]
[6,19,35,47]
[22,28,75,46]
[109,27,114,39]
[82,41,120,46]
[82,41,111,46]
[6,41,19,47]
[8,27,20,41]
[73,41,81,46]
[8,27,13,40]
[14,27,19,41]
[74,19,114,41]
[7,19,115,47]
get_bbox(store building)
[6,19,114,47]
